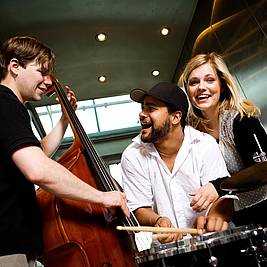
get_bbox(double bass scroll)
[37,77,138,267]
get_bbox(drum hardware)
[207,231,263,267]
[240,240,261,267]
[239,227,266,267]
[204,236,218,266]
[207,245,218,266]
[252,134,267,163]
[208,255,218,267]
[159,258,167,267]
[135,225,267,267]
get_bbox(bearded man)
[121,82,230,244]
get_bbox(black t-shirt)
[0,85,43,255]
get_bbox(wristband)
[154,216,162,225]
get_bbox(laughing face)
[14,59,52,103]
[139,96,171,143]
[187,62,221,117]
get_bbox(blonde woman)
[179,52,267,227]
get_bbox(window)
[31,95,141,139]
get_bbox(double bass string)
[53,80,114,190]
[54,80,154,249]
[53,80,141,230]
[41,79,138,266]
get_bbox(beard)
[141,120,171,143]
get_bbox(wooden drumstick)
[116,225,199,235]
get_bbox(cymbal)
[220,161,267,192]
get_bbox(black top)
[0,85,43,256]
[211,113,267,196]
[233,114,267,166]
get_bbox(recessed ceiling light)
[161,27,169,36]
[98,75,107,83]
[152,69,160,77]
[96,33,107,42]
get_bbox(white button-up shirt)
[121,126,229,228]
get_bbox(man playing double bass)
[0,36,129,267]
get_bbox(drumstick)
[116,225,199,235]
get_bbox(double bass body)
[36,80,136,267]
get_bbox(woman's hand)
[190,183,219,212]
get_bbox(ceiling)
[0,0,198,107]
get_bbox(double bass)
[36,78,139,267]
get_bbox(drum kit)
[135,224,266,267]
[134,161,267,267]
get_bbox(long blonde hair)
[178,52,260,128]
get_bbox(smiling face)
[0,36,55,103]
[139,96,172,143]
[187,62,222,118]
[13,58,52,103]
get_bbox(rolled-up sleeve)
[121,146,153,211]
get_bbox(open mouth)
[141,122,152,129]
[196,94,210,100]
